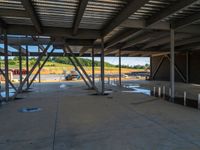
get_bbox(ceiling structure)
[1,0,200,57]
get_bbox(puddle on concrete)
[59,84,67,88]
[0,88,23,101]
[1,92,15,98]
[19,107,42,113]
[0,88,16,98]
[122,85,151,96]
[59,84,75,89]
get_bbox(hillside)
[0,57,149,75]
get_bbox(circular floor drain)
[19,107,42,113]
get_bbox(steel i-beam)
[67,54,91,88]
[19,46,23,92]
[64,44,99,93]
[4,32,9,101]
[92,46,95,88]
[26,44,29,90]
[166,55,186,83]
[28,48,54,88]
[0,69,17,92]
[38,46,41,83]
[101,37,105,94]
[12,41,52,100]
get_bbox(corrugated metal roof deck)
[1,0,200,56]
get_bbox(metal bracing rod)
[166,55,186,83]
[0,69,17,92]
[19,46,22,92]
[170,29,175,99]
[4,31,9,101]
[28,48,54,88]
[38,46,41,83]
[67,54,91,88]
[26,43,29,89]
[151,56,165,80]
[101,37,105,94]
[64,44,99,92]
[62,47,91,88]
[92,46,95,88]
[12,41,52,100]
[32,36,45,51]
[119,49,122,86]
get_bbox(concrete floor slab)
[0,81,200,149]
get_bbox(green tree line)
[5,56,150,69]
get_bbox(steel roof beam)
[121,19,170,30]
[172,12,200,29]
[79,47,91,56]
[0,9,28,18]
[10,45,27,54]
[161,36,200,50]
[21,0,42,33]
[146,0,198,26]
[105,29,141,49]
[101,0,149,37]
[73,0,89,35]
[6,25,100,39]
[105,0,198,48]
[122,31,169,49]
[142,33,193,49]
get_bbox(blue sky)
[85,57,150,66]
[0,44,149,66]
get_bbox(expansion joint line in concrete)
[52,94,60,150]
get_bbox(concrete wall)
[151,51,200,84]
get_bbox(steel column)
[28,48,54,88]
[166,55,186,82]
[38,46,41,83]
[26,44,29,89]
[19,46,22,92]
[101,37,105,94]
[12,41,52,99]
[4,32,9,101]
[92,46,95,88]
[119,49,122,86]
[0,69,17,92]
[170,29,175,100]
[64,45,99,93]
